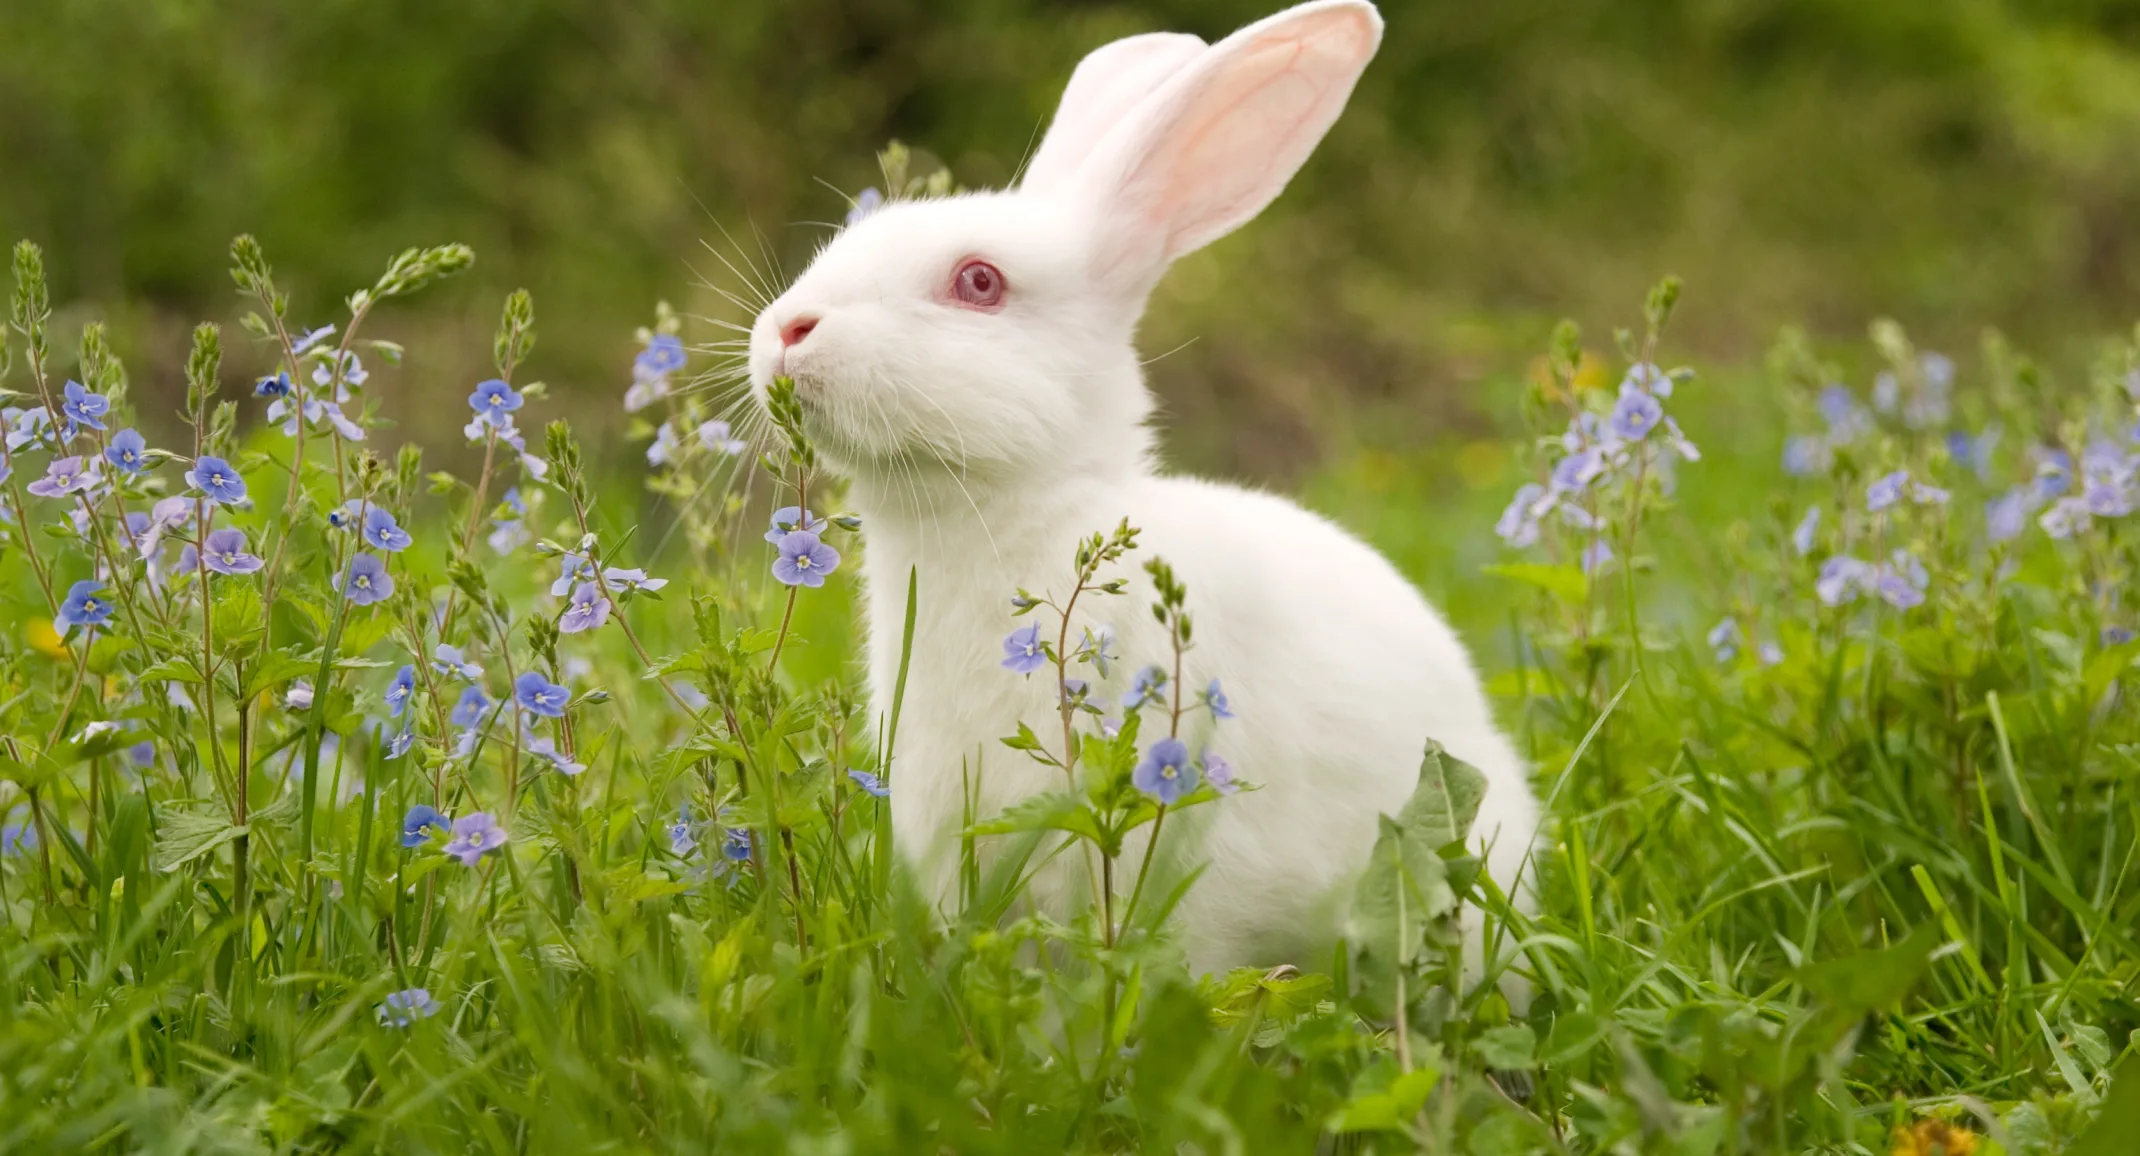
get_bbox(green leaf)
[1471,1023,1538,1070]
[1398,740,1487,850]
[964,791,1106,849]
[137,656,203,684]
[153,807,247,872]
[1001,722,1046,753]
[1793,922,1939,1047]
[2073,1055,2140,1156]
[210,581,267,652]
[1481,562,1587,603]
[1544,1010,1605,1064]
[243,648,316,699]
[1326,1062,1440,1133]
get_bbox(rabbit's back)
[1118,476,1537,967]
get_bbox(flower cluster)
[1496,358,1699,575]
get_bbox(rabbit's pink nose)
[779,316,820,348]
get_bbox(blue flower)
[1076,624,1118,677]
[526,736,585,776]
[105,428,149,474]
[1621,361,1672,398]
[444,812,507,867]
[467,379,524,426]
[363,506,413,552]
[1204,679,1234,720]
[845,187,884,227]
[27,455,98,498]
[2033,447,2073,498]
[514,671,569,718]
[1495,483,1545,548]
[1203,749,1238,795]
[2105,627,2136,647]
[1000,623,1046,674]
[341,554,394,605]
[384,722,415,760]
[1758,641,1785,666]
[1,822,36,856]
[450,685,489,728]
[1707,617,1741,663]
[2041,496,2091,539]
[1867,470,1909,512]
[1133,737,1198,804]
[201,528,263,575]
[1124,665,1166,709]
[1875,551,1928,610]
[558,582,613,633]
[772,530,840,588]
[291,324,336,354]
[721,827,753,862]
[1791,507,1820,556]
[127,740,155,768]
[313,350,368,390]
[1782,435,1830,477]
[1816,556,1871,606]
[646,422,681,468]
[185,456,247,505]
[384,665,416,718]
[669,805,699,857]
[1818,385,1872,441]
[696,419,748,455]
[1580,538,1614,575]
[433,644,483,681]
[637,333,687,377]
[764,506,827,543]
[848,769,890,798]
[550,552,596,597]
[602,567,668,594]
[1986,488,2031,543]
[1608,387,1663,442]
[400,804,448,848]
[1551,447,1608,493]
[253,371,292,399]
[376,987,441,1027]
[62,380,110,432]
[57,579,114,629]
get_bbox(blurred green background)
[6,0,2140,483]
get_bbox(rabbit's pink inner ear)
[1081,1,1382,288]
[1022,32,1207,196]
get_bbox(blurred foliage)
[7,0,2140,476]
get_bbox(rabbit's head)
[748,0,1382,485]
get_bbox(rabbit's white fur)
[748,0,1539,976]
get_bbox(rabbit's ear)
[1075,0,1381,292]
[1022,32,1207,196]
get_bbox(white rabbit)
[748,0,1539,976]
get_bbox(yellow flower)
[1891,1118,1979,1156]
[25,617,67,660]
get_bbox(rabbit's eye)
[951,260,1006,310]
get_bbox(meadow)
[3,220,2138,1155]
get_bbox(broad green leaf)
[137,656,203,684]
[964,791,1106,849]
[1481,561,1587,603]
[1326,1063,1440,1133]
[210,581,267,652]
[153,807,247,872]
[1399,740,1488,850]
[1470,1023,1538,1070]
[243,648,316,698]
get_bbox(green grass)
[3,243,2139,1154]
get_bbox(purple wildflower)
[1133,737,1198,804]
[772,531,839,588]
